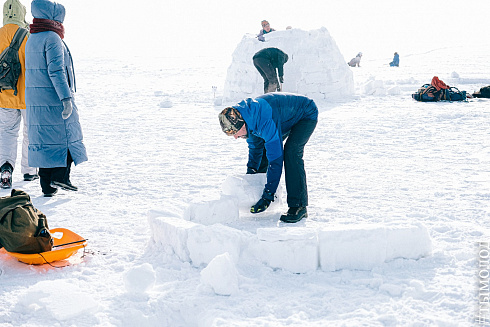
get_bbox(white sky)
[24,0,490,60]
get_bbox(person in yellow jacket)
[0,0,38,189]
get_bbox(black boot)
[280,207,307,223]
[51,180,78,191]
[24,173,39,181]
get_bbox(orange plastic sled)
[5,228,87,265]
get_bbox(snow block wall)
[318,224,433,271]
[148,174,433,274]
[221,174,283,211]
[183,174,283,226]
[253,227,319,273]
[222,27,354,105]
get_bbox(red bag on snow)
[431,76,450,91]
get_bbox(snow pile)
[148,174,433,273]
[363,79,387,96]
[200,252,239,296]
[16,280,98,321]
[222,27,354,104]
[123,263,156,294]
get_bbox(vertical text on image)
[477,242,490,325]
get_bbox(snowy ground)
[0,36,489,326]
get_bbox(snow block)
[385,224,432,261]
[187,223,253,267]
[318,224,432,271]
[363,79,386,96]
[387,86,401,95]
[221,174,283,211]
[183,195,239,225]
[253,227,319,273]
[147,215,199,262]
[222,28,354,105]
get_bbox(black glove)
[279,76,284,83]
[250,189,274,214]
[247,167,257,174]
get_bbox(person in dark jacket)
[25,0,87,197]
[389,52,399,67]
[218,93,318,223]
[253,47,288,94]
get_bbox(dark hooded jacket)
[253,48,289,79]
[232,93,317,194]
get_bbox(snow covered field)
[1,0,490,325]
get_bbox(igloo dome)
[222,27,354,105]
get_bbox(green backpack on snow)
[0,189,53,254]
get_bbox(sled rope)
[39,243,87,268]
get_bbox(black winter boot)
[280,207,307,223]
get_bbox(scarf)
[30,18,64,39]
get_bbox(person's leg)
[0,107,21,171]
[283,119,317,208]
[50,166,67,184]
[51,150,77,191]
[263,62,279,93]
[63,150,74,184]
[253,57,269,93]
[254,57,278,93]
[19,109,37,177]
[39,168,57,196]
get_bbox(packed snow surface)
[0,4,490,325]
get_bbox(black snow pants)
[39,151,73,194]
[253,57,279,93]
[283,119,317,208]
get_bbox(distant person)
[389,52,399,67]
[218,93,318,223]
[25,0,88,197]
[253,47,288,94]
[257,20,275,42]
[0,0,38,189]
[348,52,362,67]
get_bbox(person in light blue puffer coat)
[25,0,87,197]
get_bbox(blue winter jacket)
[233,93,318,194]
[390,53,400,67]
[25,0,87,168]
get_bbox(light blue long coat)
[25,0,87,168]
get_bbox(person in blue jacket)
[389,52,399,67]
[219,92,318,223]
[25,0,87,197]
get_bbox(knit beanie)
[3,0,27,28]
[218,107,245,135]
